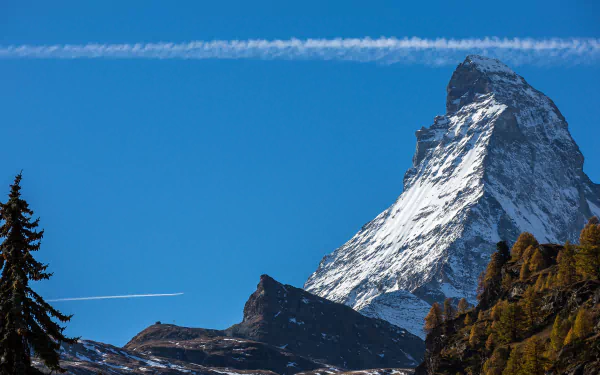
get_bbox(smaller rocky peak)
[446,55,522,113]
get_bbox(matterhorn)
[305,55,600,338]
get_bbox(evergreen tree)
[0,173,77,374]
[511,232,539,260]
[457,298,469,314]
[443,298,455,321]
[496,241,510,265]
[424,302,443,332]
[521,337,548,375]
[577,217,600,279]
[557,242,577,285]
[496,303,524,344]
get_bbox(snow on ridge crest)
[305,55,600,338]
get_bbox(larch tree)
[577,217,600,279]
[0,173,77,374]
[528,248,546,272]
[457,298,469,315]
[557,241,577,285]
[468,323,485,348]
[521,337,548,375]
[511,232,539,261]
[497,303,524,344]
[519,259,531,281]
[424,302,443,332]
[550,315,569,354]
[443,298,455,321]
[521,286,541,327]
[571,308,593,342]
[502,346,521,375]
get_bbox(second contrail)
[47,292,184,302]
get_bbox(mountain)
[123,275,423,374]
[415,231,600,375]
[305,55,600,338]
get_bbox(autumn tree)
[443,298,455,321]
[482,347,508,375]
[469,323,485,347]
[496,303,524,344]
[464,312,473,325]
[424,302,443,332]
[0,173,77,374]
[511,232,539,260]
[571,308,593,342]
[457,298,469,314]
[521,337,548,375]
[528,248,546,272]
[502,346,522,375]
[534,274,545,291]
[557,241,577,285]
[485,332,496,352]
[521,286,541,327]
[577,217,600,279]
[550,315,570,354]
[519,259,531,281]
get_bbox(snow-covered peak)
[464,55,515,75]
[305,55,600,338]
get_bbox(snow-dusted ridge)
[305,55,600,338]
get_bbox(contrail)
[47,292,184,302]
[0,37,598,66]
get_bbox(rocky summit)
[305,55,600,338]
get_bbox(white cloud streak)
[47,292,184,302]
[0,37,598,66]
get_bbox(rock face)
[227,275,423,369]
[305,55,600,338]
[124,275,424,374]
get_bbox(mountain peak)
[305,55,600,338]
[446,55,522,112]
[464,54,515,75]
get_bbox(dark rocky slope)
[125,275,424,374]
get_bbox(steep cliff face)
[305,55,600,337]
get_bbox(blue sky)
[1,1,599,346]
